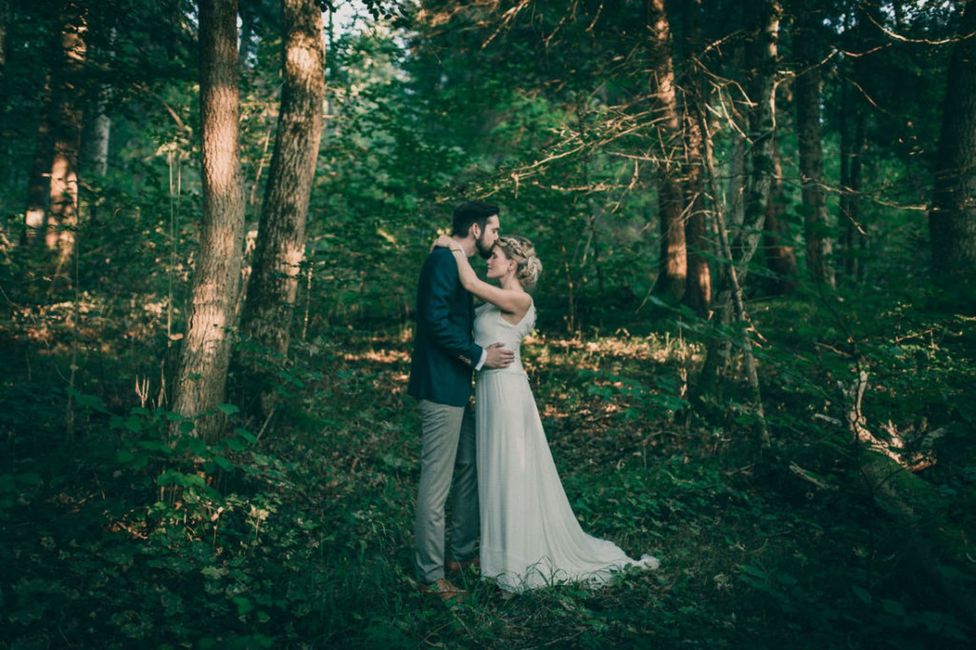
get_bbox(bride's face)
[486,246,514,280]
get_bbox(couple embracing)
[407,201,659,599]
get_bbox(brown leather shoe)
[418,577,467,602]
[446,558,480,573]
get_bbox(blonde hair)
[496,235,542,291]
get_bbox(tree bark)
[794,7,835,288]
[698,103,770,447]
[647,0,687,304]
[762,131,798,293]
[239,0,325,414]
[698,0,780,396]
[24,75,53,245]
[172,0,246,440]
[82,109,110,176]
[730,0,781,283]
[81,27,113,179]
[0,0,8,85]
[839,79,866,281]
[929,0,976,299]
[46,0,87,270]
[681,0,711,316]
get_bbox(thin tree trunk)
[763,131,797,293]
[239,0,325,415]
[0,0,9,90]
[172,0,245,440]
[81,33,112,178]
[80,13,113,179]
[929,0,976,298]
[647,0,687,304]
[839,79,867,281]
[730,0,781,282]
[698,0,780,395]
[794,7,835,288]
[46,0,87,270]
[699,104,770,447]
[726,22,748,240]
[83,111,110,176]
[681,0,711,316]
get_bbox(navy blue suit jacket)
[407,248,483,407]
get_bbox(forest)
[1,0,974,647]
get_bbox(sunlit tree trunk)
[794,7,835,288]
[929,0,976,298]
[681,0,710,316]
[647,0,687,304]
[24,75,53,245]
[763,131,797,293]
[239,0,325,415]
[172,0,245,440]
[46,0,87,269]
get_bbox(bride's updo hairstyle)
[496,235,542,291]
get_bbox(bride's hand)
[430,234,455,251]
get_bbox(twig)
[256,407,275,442]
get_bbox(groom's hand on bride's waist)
[484,342,514,369]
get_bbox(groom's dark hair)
[452,201,499,237]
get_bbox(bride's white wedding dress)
[474,301,659,592]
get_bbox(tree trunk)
[0,0,9,86]
[794,7,835,288]
[81,27,113,179]
[647,0,687,304]
[839,79,867,281]
[730,0,781,283]
[171,0,245,440]
[46,0,87,270]
[762,131,798,293]
[82,111,110,176]
[24,75,53,245]
[239,0,325,414]
[929,0,976,299]
[697,103,770,447]
[698,0,780,395]
[681,0,711,316]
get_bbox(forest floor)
[1,294,974,648]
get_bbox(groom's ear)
[470,223,481,239]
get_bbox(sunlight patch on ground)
[340,349,410,364]
[526,333,703,370]
[4,292,176,354]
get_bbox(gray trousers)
[414,399,479,583]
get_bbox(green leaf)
[881,599,906,616]
[232,596,254,616]
[217,404,240,416]
[852,585,872,605]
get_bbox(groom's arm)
[420,252,484,368]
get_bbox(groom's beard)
[476,238,494,259]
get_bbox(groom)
[408,201,514,599]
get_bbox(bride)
[433,234,659,592]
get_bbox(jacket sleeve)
[419,251,484,368]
